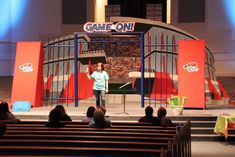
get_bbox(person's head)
[157,107,167,119]
[48,108,63,122]
[97,62,104,71]
[145,106,153,117]
[86,106,96,118]
[93,109,105,124]
[55,105,67,116]
[0,102,10,114]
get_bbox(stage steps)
[169,116,234,143]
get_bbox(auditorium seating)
[0,121,191,157]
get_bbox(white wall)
[1,0,235,77]
[0,0,94,76]
[0,0,13,76]
[171,0,235,77]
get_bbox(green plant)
[167,95,187,109]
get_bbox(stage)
[12,94,235,122]
[1,76,233,122]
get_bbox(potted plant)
[167,95,187,115]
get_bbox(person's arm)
[105,71,109,93]
[86,67,91,80]
[105,80,109,93]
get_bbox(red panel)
[217,80,229,98]
[161,32,164,50]
[44,74,54,97]
[150,72,177,98]
[162,55,166,72]
[79,43,83,54]
[178,40,205,109]
[206,78,221,100]
[60,72,94,103]
[66,62,69,75]
[11,42,44,107]
[131,60,140,89]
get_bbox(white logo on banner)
[19,63,33,72]
[183,62,199,72]
[83,22,135,33]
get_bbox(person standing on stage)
[87,62,109,107]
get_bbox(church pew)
[1,120,191,157]
[6,123,177,130]
[0,146,171,157]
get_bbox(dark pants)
[93,90,105,107]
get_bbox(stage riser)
[192,135,225,141]
[190,122,216,127]
[227,136,235,143]
[191,128,215,134]
[168,116,218,121]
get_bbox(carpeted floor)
[192,141,235,157]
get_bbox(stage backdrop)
[11,42,44,108]
[178,40,205,109]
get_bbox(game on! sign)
[83,22,135,33]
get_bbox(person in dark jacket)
[138,106,159,124]
[0,102,20,123]
[89,108,111,128]
[55,105,72,121]
[157,107,175,127]
[46,108,65,127]
[82,106,96,124]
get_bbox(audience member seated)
[97,106,111,123]
[0,124,6,136]
[55,105,72,121]
[82,106,96,124]
[89,109,112,128]
[138,106,159,123]
[0,102,20,123]
[157,107,175,127]
[46,108,65,127]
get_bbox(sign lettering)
[83,22,135,33]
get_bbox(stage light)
[167,0,171,24]
[223,0,235,28]
[0,0,11,38]
[95,0,107,22]
[11,0,27,27]
[0,0,27,38]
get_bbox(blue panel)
[12,101,31,112]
